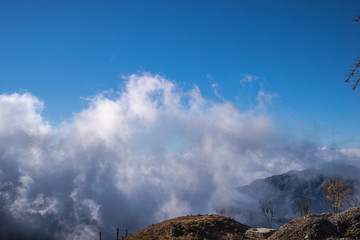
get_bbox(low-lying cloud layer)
[0,73,358,239]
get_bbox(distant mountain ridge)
[230,165,360,227]
[117,165,360,239]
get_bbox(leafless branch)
[345,15,360,90]
[259,200,274,228]
[345,58,360,90]
[294,194,312,216]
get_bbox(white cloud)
[256,90,277,111]
[211,82,222,98]
[0,73,358,239]
[155,194,192,221]
[240,74,258,85]
[207,74,222,99]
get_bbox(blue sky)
[1,0,359,148]
[2,2,360,238]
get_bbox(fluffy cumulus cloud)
[0,73,359,239]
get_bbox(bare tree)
[293,194,312,216]
[259,200,274,228]
[321,177,353,213]
[345,15,360,90]
[348,194,360,208]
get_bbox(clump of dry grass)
[124,214,251,240]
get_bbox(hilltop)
[123,214,251,240]
[268,207,360,240]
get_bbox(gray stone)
[245,228,277,239]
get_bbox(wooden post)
[99,231,102,240]
[117,228,120,240]
[126,229,128,237]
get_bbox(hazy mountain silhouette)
[226,164,360,228]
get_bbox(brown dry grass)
[124,214,251,240]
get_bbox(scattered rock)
[245,228,277,239]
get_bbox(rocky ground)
[268,207,360,240]
[123,207,360,240]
